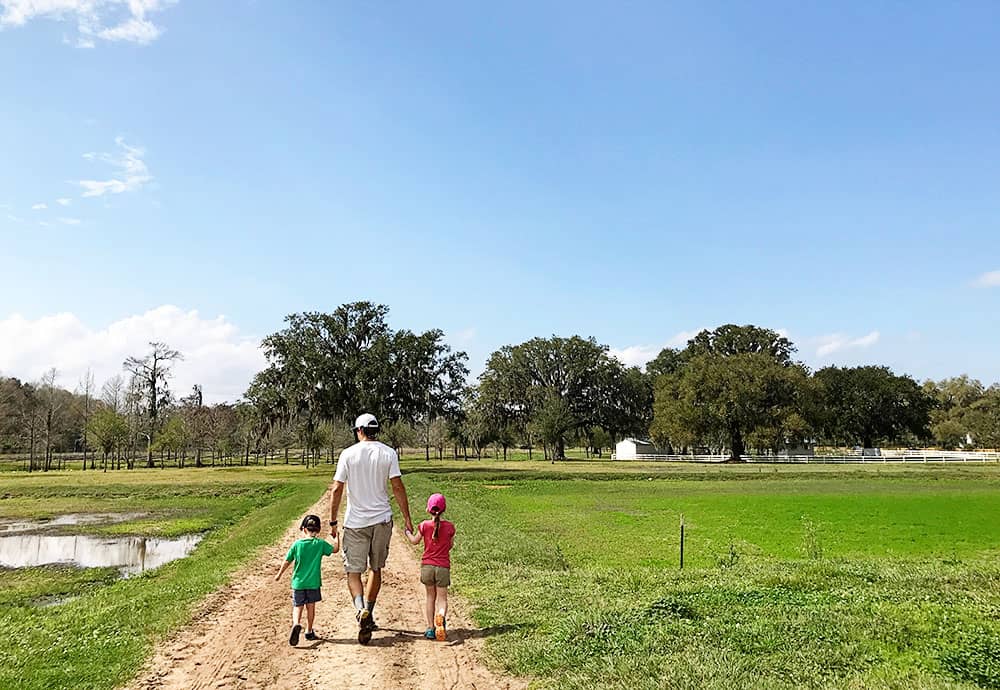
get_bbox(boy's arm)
[326,532,340,554]
[274,558,292,582]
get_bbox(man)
[329,412,414,643]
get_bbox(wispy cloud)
[815,331,880,358]
[31,202,47,210]
[56,198,72,206]
[610,328,704,369]
[57,217,81,225]
[78,137,152,197]
[973,270,1000,288]
[0,0,177,46]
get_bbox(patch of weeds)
[938,626,1000,688]
[645,596,700,621]
[717,543,741,569]
[800,515,823,560]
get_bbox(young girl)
[275,514,339,646]
[405,493,455,641]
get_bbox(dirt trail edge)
[130,494,526,690]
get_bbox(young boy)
[274,514,339,645]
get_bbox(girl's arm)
[404,524,423,545]
[274,558,292,581]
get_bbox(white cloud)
[57,216,81,225]
[0,0,176,46]
[56,197,72,206]
[31,202,47,210]
[454,327,477,345]
[6,213,23,223]
[0,306,266,404]
[96,15,158,42]
[78,136,151,197]
[973,270,1000,288]
[815,331,881,358]
[610,328,703,369]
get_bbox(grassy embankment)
[400,460,1000,690]
[0,466,328,690]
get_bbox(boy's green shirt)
[285,536,334,590]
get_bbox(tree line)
[1,303,998,470]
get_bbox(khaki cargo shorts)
[342,520,393,573]
[420,564,451,587]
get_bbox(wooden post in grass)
[679,513,685,570]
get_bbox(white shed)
[614,438,658,460]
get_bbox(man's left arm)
[389,476,413,533]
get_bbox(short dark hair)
[300,514,322,532]
[357,425,379,439]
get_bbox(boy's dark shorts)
[292,588,322,606]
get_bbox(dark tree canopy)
[246,302,468,436]
[478,335,647,458]
[813,366,933,448]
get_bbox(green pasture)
[400,460,1000,690]
[0,467,328,690]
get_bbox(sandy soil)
[129,495,525,690]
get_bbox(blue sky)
[1,1,998,400]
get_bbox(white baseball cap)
[354,413,379,430]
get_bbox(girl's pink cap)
[427,493,446,514]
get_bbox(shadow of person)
[316,623,533,648]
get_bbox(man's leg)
[347,572,365,610]
[365,568,382,608]
[364,520,392,621]
[343,527,369,613]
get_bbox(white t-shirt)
[333,440,402,529]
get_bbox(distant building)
[776,443,815,457]
[614,438,660,460]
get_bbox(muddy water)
[0,533,202,576]
[0,512,201,576]
[0,513,148,534]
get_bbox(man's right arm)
[330,481,345,535]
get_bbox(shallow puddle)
[0,513,148,534]
[0,533,202,576]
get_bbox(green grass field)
[0,467,328,690]
[400,459,1000,690]
[2,458,999,689]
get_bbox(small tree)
[87,408,129,471]
[124,342,182,467]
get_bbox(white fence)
[611,451,1000,463]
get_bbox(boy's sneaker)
[424,627,436,639]
[434,613,447,641]
[304,631,318,641]
[288,624,302,646]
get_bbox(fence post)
[679,513,685,570]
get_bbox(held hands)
[331,530,340,553]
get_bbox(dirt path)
[130,495,525,690]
